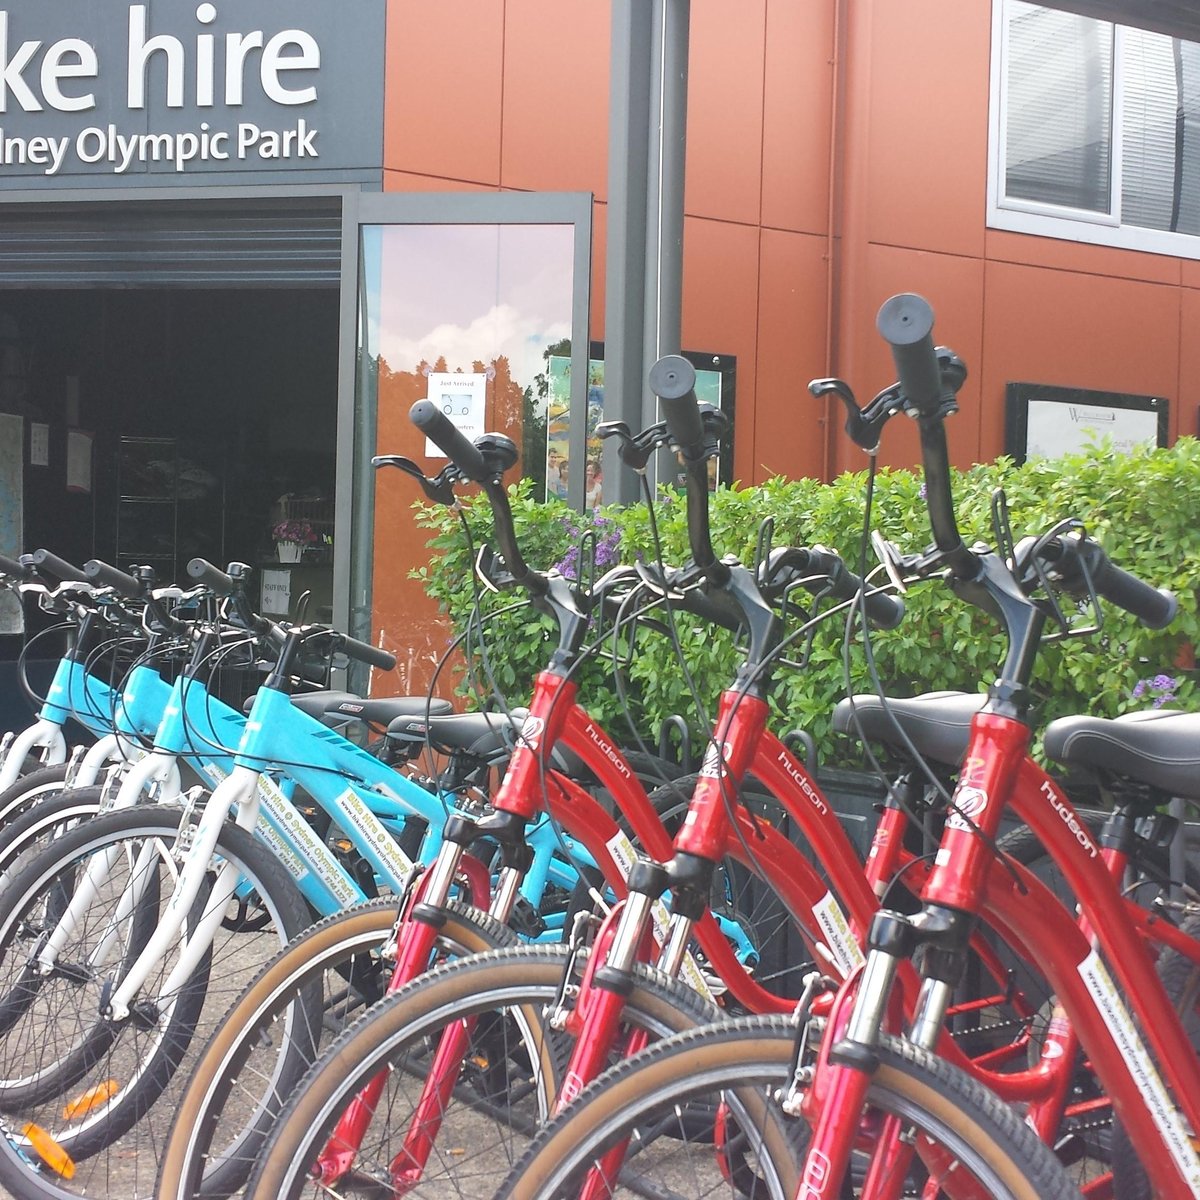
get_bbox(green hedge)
[412,439,1200,762]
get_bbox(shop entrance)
[0,194,343,736]
[6,287,338,613]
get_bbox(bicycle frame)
[794,302,1200,1200]
[0,653,126,791]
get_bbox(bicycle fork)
[796,907,993,1200]
[313,809,522,1189]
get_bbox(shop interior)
[0,287,339,666]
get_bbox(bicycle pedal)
[1052,1132,1086,1167]
[507,895,547,939]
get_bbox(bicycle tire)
[495,1015,1084,1200]
[0,804,311,1197]
[0,764,73,830]
[0,786,111,891]
[1109,911,1200,1200]
[157,896,519,1200]
[243,942,721,1199]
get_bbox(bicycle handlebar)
[876,293,943,419]
[83,559,142,600]
[187,557,236,596]
[648,355,727,583]
[31,549,90,585]
[337,633,397,673]
[875,295,976,576]
[410,399,492,482]
[648,355,705,459]
[787,546,906,630]
[0,553,33,580]
[1037,534,1177,630]
[406,401,544,596]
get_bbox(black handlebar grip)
[338,634,397,673]
[1091,559,1177,630]
[409,400,491,483]
[805,548,906,630]
[0,553,28,578]
[31,549,90,584]
[186,558,236,596]
[83,559,143,599]
[876,294,943,418]
[648,356,704,457]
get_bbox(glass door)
[333,192,592,680]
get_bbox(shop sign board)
[0,1,385,188]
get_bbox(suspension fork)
[316,809,529,1187]
[571,856,714,1200]
[556,871,664,1112]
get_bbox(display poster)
[545,357,725,504]
[423,372,487,459]
[0,414,22,633]
[66,429,93,493]
[29,423,49,468]
[1025,399,1160,459]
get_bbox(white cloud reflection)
[381,303,570,385]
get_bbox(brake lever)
[372,454,458,505]
[598,420,670,471]
[474,544,518,593]
[870,531,910,595]
[809,378,891,453]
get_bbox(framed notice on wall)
[1005,383,1167,465]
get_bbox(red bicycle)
[238,344,1180,1198]
[479,295,1200,1200]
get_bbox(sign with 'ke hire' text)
[0,1,385,188]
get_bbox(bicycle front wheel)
[0,804,310,1197]
[496,1016,1084,1200]
[244,943,722,1199]
[158,896,520,1200]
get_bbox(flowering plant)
[1131,674,1179,709]
[272,518,318,545]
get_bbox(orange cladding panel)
[762,0,835,235]
[500,3,610,195]
[682,217,760,484]
[1178,288,1200,441]
[369,367,457,695]
[687,0,766,226]
[979,261,1181,456]
[862,0,989,259]
[383,1,504,186]
[839,244,984,473]
[753,228,831,483]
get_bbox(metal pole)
[644,0,690,487]
[603,0,654,505]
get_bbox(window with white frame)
[989,0,1200,257]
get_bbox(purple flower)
[1132,673,1178,707]
[552,516,622,580]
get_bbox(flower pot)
[276,540,304,563]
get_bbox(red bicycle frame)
[800,709,1200,1200]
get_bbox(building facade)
[0,0,1195,690]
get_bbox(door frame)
[333,189,594,645]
